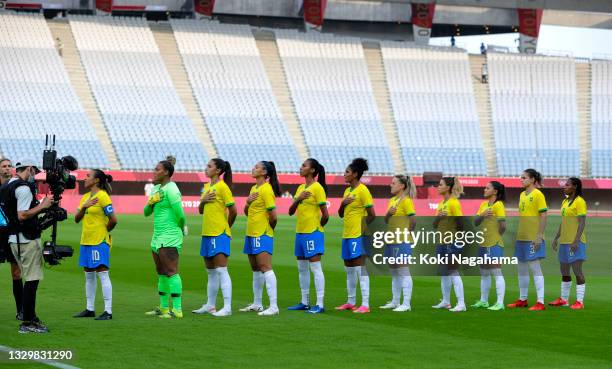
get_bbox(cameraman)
[4,160,53,333]
[0,157,24,321]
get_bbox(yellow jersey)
[201,180,235,237]
[294,182,327,234]
[387,196,416,243]
[517,188,547,241]
[246,182,276,237]
[78,190,114,246]
[559,196,587,244]
[342,183,373,239]
[435,197,463,234]
[476,200,506,247]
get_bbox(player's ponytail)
[262,160,281,197]
[348,157,369,180]
[490,181,505,203]
[443,176,464,199]
[307,158,328,195]
[212,158,233,188]
[524,168,542,188]
[395,174,416,199]
[93,169,112,194]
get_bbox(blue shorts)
[383,243,413,258]
[200,234,231,258]
[514,240,546,262]
[558,243,587,263]
[294,231,324,258]
[436,244,463,256]
[243,235,274,255]
[478,245,504,258]
[79,243,110,269]
[342,237,364,260]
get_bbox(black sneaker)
[18,322,49,334]
[74,309,95,318]
[94,311,112,320]
[16,311,23,321]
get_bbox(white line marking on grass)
[0,345,81,369]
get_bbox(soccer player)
[335,158,375,314]
[73,170,117,320]
[507,169,548,311]
[473,181,506,311]
[193,159,237,317]
[287,158,329,314]
[432,177,466,312]
[239,161,281,316]
[380,175,416,312]
[549,177,587,309]
[144,160,187,319]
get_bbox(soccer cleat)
[306,305,325,314]
[239,304,264,312]
[19,319,49,334]
[548,298,569,307]
[528,302,546,311]
[507,299,528,308]
[212,308,232,317]
[334,303,357,311]
[171,309,183,318]
[449,304,467,312]
[379,301,399,310]
[569,301,584,310]
[258,307,279,316]
[487,303,505,311]
[353,306,370,314]
[145,307,168,316]
[432,301,452,309]
[471,300,489,308]
[392,304,411,312]
[192,304,216,314]
[287,303,310,311]
[95,311,112,320]
[73,309,95,318]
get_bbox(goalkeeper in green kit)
[144,159,187,319]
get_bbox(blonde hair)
[395,174,416,199]
[442,176,464,199]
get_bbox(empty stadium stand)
[591,60,612,177]
[69,15,207,171]
[488,52,581,177]
[0,13,109,169]
[381,42,487,176]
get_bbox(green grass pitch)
[0,215,611,369]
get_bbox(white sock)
[85,271,96,311]
[491,268,505,305]
[297,260,310,305]
[97,271,112,314]
[518,262,529,300]
[217,267,232,310]
[561,280,572,301]
[206,268,219,307]
[263,270,278,309]
[359,274,370,308]
[253,271,264,306]
[576,283,585,303]
[480,268,491,302]
[345,266,359,305]
[450,270,464,306]
[310,261,325,308]
[529,261,544,303]
[390,269,401,305]
[441,275,451,304]
[399,267,412,307]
